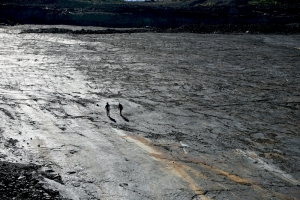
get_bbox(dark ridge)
[20,23,300,34]
[0,108,15,120]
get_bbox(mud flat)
[0,25,299,199]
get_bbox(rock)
[0,161,67,199]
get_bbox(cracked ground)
[0,25,299,200]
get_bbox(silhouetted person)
[118,103,123,116]
[105,102,110,117]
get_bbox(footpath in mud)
[0,25,299,199]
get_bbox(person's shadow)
[121,114,129,122]
[109,116,116,123]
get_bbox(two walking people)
[105,102,123,117]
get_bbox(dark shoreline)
[19,23,300,34]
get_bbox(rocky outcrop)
[0,161,66,199]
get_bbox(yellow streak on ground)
[148,153,172,160]
[264,153,286,159]
[212,167,252,185]
[122,135,162,156]
[250,153,257,158]
[149,153,210,181]
[289,194,298,200]
[171,163,205,195]
[124,134,252,189]
[199,121,208,126]
[294,47,300,50]
[163,160,211,200]
[217,183,242,200]
[121,134,293,200]
[122,134,256,198]
[123,135,210,199]
[180,164,210,181]
[181,154,254,185]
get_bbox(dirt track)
[0,25,299,199]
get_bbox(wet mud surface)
[0,25,299,199]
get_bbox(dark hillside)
[0,0,299,31]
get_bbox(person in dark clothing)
[118,103,123,116]
[105,102,110,117]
